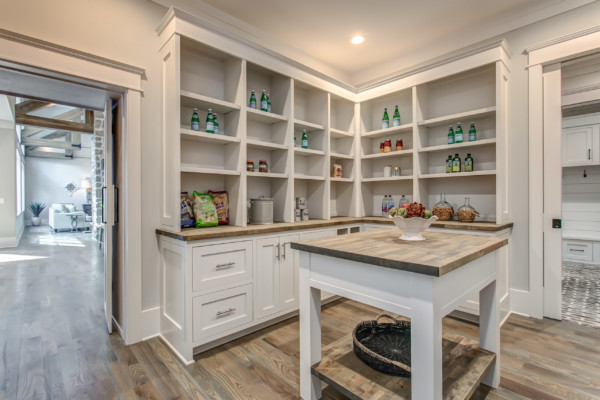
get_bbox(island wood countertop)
[156,217,512,242]
[290,228,508,277]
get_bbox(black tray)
[352,314,411,377]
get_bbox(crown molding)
[524,25,600,54]
[562,82,600,96]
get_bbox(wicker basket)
[352,314,411,377]
[432,206,453,221]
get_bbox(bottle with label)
[382,195,388,216]
[465,153,474,172]
[446,155,452,173]
[447,126,455,144]
[468,122,476,141]
[293,132,297,147]
[382,108,390,129]
[267,94,272,112]
[301,129,308,149]
[452,153,461,173]
[260,90,268,111]
[249,90,257,109]
[388,195,395,210]
[455,122,463,143]
[213,113,219,134]
[392,105,401,127]
[399,194,409,206]
[191,108,200,131]
[206,108,214,133]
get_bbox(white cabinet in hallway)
[562,125,598,166]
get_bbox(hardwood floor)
[1,227,599,399]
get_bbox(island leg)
[411,275,443,400]
[479,279,500,387]
[299,251,322,400]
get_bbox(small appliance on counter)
[249,196,273,224]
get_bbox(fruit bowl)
[390,215,438,241]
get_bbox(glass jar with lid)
[258,160,268,173]
[456,197,480,222]
[432,193,453,221]
[247,160,254,172]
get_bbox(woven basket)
[352,314,411,377]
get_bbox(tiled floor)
[562,261,600,328]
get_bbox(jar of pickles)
[258,160,268,173]
[247,160,254,172]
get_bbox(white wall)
[562,165,600,240]
[24,155,91,225]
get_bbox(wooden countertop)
[156,217,512,242]
[291,228,508,277]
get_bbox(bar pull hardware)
[589,149,592,160]
[276,243,280,261]
[216,262,235,270]
[216,308,236,318]
[101,187,106,224]
[282,242,287,260]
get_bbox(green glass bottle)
[455,122,463,143]
[293,132,297,147]
[213,113,219,135]
[267,94,272,112]
[206,108,214,134]
[468,122,476,141]
[447,126,455,144]
[301,129,308,149]
[452,153,461,173]
[260,90,268,111]
[465,153,473,172]
[446,155,452,173]
[249,90,257,109]
[392,105,401,127]
[382,108,389,129]
[191,108,200,131]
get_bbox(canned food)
[332,164,342,178]
[296,197,307,209]
[392,166,401,176]
[295,209,301,221]
[301,209,309,221]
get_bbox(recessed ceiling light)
[351,35,365,45]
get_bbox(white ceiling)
[165,0,593,85]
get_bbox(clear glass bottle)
[457,197,479,222]
[433,193,453,221]
[399,194,409,206]
[382,108,389,129]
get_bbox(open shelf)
[294,119,325,132]
[294,147,325,156]
[419,170,496,179]
[330,152,354,160]
[330,177,353,182]
[181,128,241,144]
[246,138,288,151]
[180,90,240,114]
[180,164,241,175]
[362,176,414,182]
[294,174,326,181]
[362,123,413,139]
[330,128,354,139]
[419,138,496,153]
[247,108,288,124]
[362,149,414,159]
[419,107,496,128]
[246,171,288,179]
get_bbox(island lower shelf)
[312,328,495,400]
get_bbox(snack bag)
[208,190,229,225]
[192,191,218,228]
[180,192,195,229]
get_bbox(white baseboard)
[0,236,18,248]
[112,316,125,338]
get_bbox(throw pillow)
[65,204,76,213]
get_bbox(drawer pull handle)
[216,308,236,318]
[570,249,585,252]
[216,262,235,269]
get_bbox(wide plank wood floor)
[1,227,599,399]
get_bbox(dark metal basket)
[352,314,411,377]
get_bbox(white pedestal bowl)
[390,215,438,241]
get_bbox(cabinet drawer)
[192,284,253,342]
[562,240,592,261]
[192,240,252,292]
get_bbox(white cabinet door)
[279,233,300,311]
[255,236,280,319]
[562,126,593,166]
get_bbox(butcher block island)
[292,229,508,400]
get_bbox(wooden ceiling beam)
[16,113,93,134]
[22,137,81,151]
[15,99,54,114]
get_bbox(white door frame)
[526,26,600,319]
[0,29,145,344]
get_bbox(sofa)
[49,203,92,232]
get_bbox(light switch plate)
[0,198,4,205]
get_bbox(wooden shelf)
[362,123,413,139]
[362,176,413,182]
[294,119,325,132]
[180,164,241,176]
[419,138,496,153]
[330,128,354,139]
[330,177,353,182]
[180,91,240,114]
[181,128,240,144]
[312,330,495,400]
[330,152,354,160]
[246,171,288,179]
[294,174,326,181]
[419,170,496,179]
[247,108,288,124]
[246,138,288,151]
[294,147,325,156]
[419,107,496,128]
[362,149,414,159]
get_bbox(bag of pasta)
[192,191,218,228]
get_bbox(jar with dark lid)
[258,160,268,173]
[246,160,254,172]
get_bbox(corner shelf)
[418,138,496,153]
[330,152,354,160]
[294,119,325,132]
[419,107,496,128]
[247,108,288,124]
[181,128,240,144]
[362,123,413,139]
[362,176,414,182]
[330,128,354,139]
[362,149,414,159]
[246,139,288,151]
[180,164,241,176]
[419,170,496,179]
[294,147,325,156]
[180,91,240,114]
